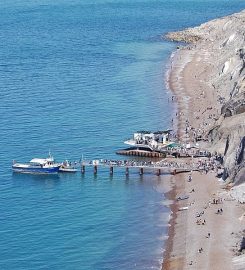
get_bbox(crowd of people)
[83,154,224,175]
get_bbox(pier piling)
[110,166,113,175]
[94,165,98,175]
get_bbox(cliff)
[166,10,245,184]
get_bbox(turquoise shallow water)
[0,1,245,269]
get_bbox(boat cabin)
[132,130,171,145]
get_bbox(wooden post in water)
[125,167,129,176]
[81,165,85,174]
[94,165,98,175]
[139,167,143,175]
[156,169,161,176]
[110,166,113,176]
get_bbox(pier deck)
[80,159,210,176]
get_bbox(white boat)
[12,153,60,174]
[124,130,176,151]
[59,160,78,173]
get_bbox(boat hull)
[59,168,77,173]
[12,165,60,174]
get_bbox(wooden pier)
[80,160,200,176]
[116,148,210,159]
[116,149,165,158]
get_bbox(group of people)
[85,153,224,175]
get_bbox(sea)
[0,1,244,269]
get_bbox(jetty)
[79,158,218,176]
[116,149,165,158]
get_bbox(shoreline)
[161,175,180,270]
[161,12,245,269]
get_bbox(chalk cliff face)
[167,10,245,184]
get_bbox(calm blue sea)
[0,1,244,269]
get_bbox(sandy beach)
[163,171,244,270]
[162,13,245,269]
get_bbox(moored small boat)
[12,153,60,174]
[59,160,78,173]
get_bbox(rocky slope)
[166,10,245,184]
